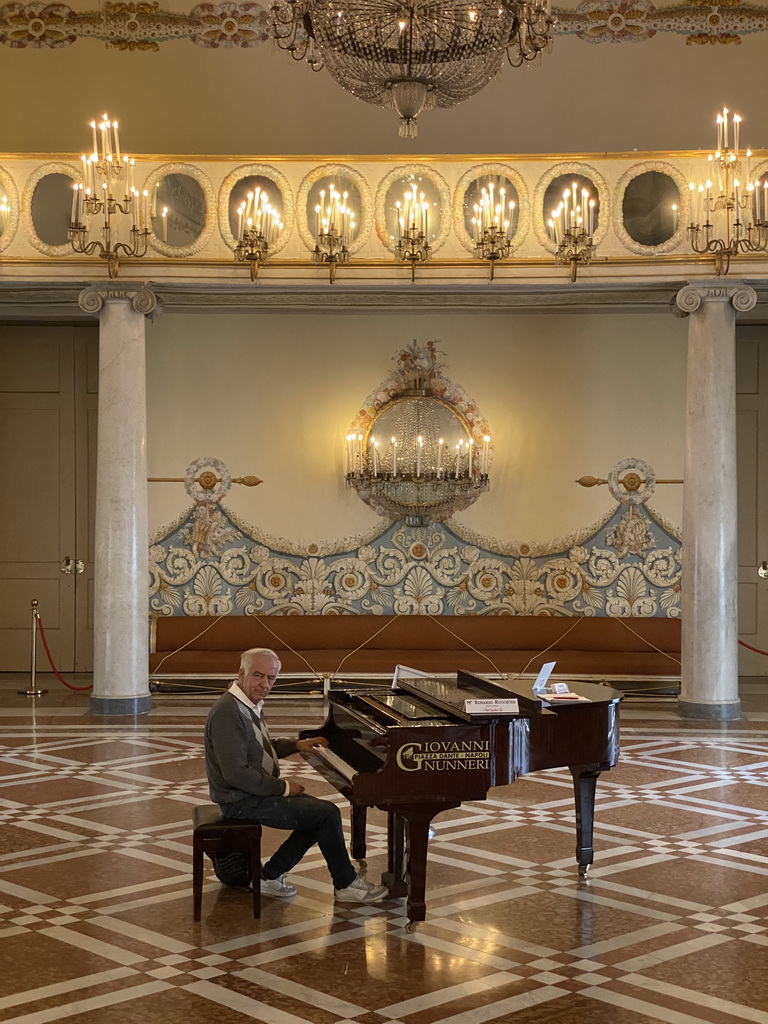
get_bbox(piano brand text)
[396,739,490,772]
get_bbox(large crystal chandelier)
[345,341,492,525]
[270,0,556,138]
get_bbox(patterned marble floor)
[1,676,767,1024]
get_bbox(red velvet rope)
[739,639,768,657]
[31,614,768,693]
[36,615,93,691]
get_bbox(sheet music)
[391,664,435,690]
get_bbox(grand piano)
[300,671,621,923]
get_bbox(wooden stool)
[192,804,262,921]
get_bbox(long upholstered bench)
[149,614,681,684]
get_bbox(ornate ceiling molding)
[1,2,766,50]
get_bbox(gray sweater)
[204,691,298,806]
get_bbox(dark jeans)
[221,794,356,891]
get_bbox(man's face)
[239,653,280,703]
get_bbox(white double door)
[737,325,768,676]
[0,325,97,671]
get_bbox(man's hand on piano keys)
[296,737,330,753]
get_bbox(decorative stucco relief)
[149,470,682,618]
[2,2,766,49]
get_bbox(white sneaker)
[335,873,390,904]
[260,874,297,898]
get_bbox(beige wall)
[3,32,767,156]
[146,311,688,546]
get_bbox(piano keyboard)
[313,746,357,783]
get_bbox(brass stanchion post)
[19,599,47,697]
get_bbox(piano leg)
[381,812,408,897]
[570,765,601,877]
[350,805,367,865]
[382,803,460,922]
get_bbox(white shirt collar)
[228,680,264,713]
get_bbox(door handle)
[760,561,768,579]
[60,558,85,574]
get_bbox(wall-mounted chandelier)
[395,182,431,279]
[313,182,355,281]
[345,340,492,525]
[471,178,516,279]
[270,0,556,138]
[233,185,283,280]
[68,114,149,278]
[547,181,597,281]
[688,107,768,275]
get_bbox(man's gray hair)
[240,648,281,673]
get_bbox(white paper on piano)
[531,661,557,695]
[464,697,520,714]
[392,664,434,689]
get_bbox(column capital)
[78,284,161,318]
[675,281,757,316]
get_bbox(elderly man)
[204,647,389,904]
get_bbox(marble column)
[79,285,159,715]
[675,281,756,719]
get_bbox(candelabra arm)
[714,251,731,277]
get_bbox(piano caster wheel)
[578,864,590,879]
[406,921,419,933]
[356,859,367,870]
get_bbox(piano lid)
[398,671,621,721]
[397,672,549,721]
